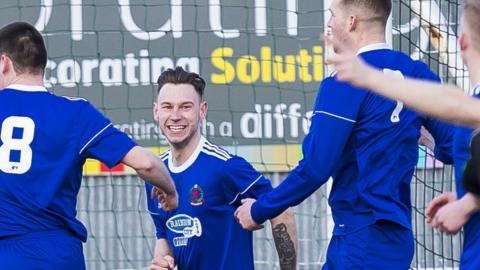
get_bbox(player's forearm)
[152,239,175,269]
[366,70,480,127]
[270,208,297,270]
[137,158,176,196]
[123,146,176,196]
[460,193,480,216]
[154,239,173,258]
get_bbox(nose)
[170,107,181,120]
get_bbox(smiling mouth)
[167,125,187,132]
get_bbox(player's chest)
[171,172,227,211]
[163,174,234,249]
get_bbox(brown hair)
[0,21,47,75]
[157,67,206,99]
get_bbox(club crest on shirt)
[189,184,204,206]
[166,214,203,247]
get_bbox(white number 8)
[383,69,404,123]
[0,116,35,174]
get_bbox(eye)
[161,104,172,110]
[181,104,193,110]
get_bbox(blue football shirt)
[252,44,453,235]
[146,136,273,270]
[0,84,136,242]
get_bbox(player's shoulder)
[200,140,258,177]
[59,95,89,102]
[364,49,436,80]
[320,71,367,100]
[57,95,110,119]
[200,139,233,162]
[386,50,431,72]
[45,92,92,110]
[362,49,411,67]
[405,58,438,81]
[56,95,90,106]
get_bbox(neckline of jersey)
[167,136,206,173]
[5,84,47,92]
[356,43,391,55]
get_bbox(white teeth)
[169,126,186,131]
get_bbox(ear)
[0,54,9,75]
[349,15,359,31]
[199,101,208,119]
[153,102,159,122]
[460,32,469,51]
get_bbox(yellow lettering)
[260,46,272,83]
[273,55,295,83]
[211,47,235,84]
[313,46,323,81]
[297,49,312,82]
[237,55,260,84]
[209,45,322,84]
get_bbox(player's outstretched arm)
[269,208,297,270]
[122,146,178,210]
[150,239,175,270]
[359,68,480,128]
[325,36,480,128]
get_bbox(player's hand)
[152,187,179,211]
[234,198,264,231]
[159,191,179,211]
[425,192,456,224]
[323,34,378,89]
[431,193,480,234]
[430,199,468,234]
[150,255,175,270]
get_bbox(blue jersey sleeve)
[422,117,455,164]
[145,183,167,239]
[412,61,454,164]
[251,78,366,224]
[222,156,273,205]
[77,102,136,168]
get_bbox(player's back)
[328,46,446,235]
[0,85,108,241]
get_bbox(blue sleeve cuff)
[156,233,167,240]
[107,135,137,168]
[251,200,269,225]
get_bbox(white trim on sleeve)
[79,123,113,154]
[228,175,263,205]
[314,110,356,123]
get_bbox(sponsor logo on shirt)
[166,214,203,247]
[189,184,204,206]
